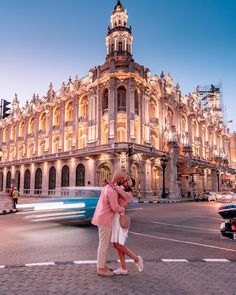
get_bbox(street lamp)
[160,154,168,198]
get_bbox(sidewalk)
[138,197,194,204]
[0,260,236,295]
[0,195,17,215]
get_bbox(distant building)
[0,0,235,198]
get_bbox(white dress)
[111,212,128,246]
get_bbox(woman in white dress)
[109,175,144,275]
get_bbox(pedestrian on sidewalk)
[92,170,127,277]
[109,177,144,275]
[12,187,20,209]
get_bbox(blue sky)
[0,0,235,131]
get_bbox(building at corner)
[0,0,235,199]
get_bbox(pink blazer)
[92,185,124,228]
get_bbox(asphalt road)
[1,201,236,295]
[1,201,236,265]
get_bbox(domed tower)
[106,0,133,60]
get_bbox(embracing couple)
[92,170,143,277]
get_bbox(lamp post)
[160,154,168,198]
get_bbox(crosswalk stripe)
[25,262,55,266]
[203,259,230,262]
[74,260,97,264]
[162,259,188,262]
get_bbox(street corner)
[0,208,17,215]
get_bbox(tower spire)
[106,1,133,59]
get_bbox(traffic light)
[1,99,11,118]
[128,143,133,157]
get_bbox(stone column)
[34,114,39,156]
[45,110,52,153]
[97,86,102,144]
[42,162,49,194]
[143,91,150,144]
[167,141,180,199]
[139,87,144,145]
[72,96,78,149]
[56,161,62,189]
[88,89,97,143]
[2,167,7,193]
[127,79,135,140]
[15,122,19,159]
[144,159,152,197]
[24,119,28,157]
[108,78,116,141]
[30,165,36,195]
[20,167,24,195]
[59,102,65,151]
[212,170,218,192]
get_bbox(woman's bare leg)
[114,243,139,263]
[117,249,127,270]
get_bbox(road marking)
[74,260,97,264]
[162,259,188,262]
[25,262,55,266]
[130,231,236,253]
[1,259,235,269]
[196,216,222,221]
[146,220,218,232]
[203,259,230,262]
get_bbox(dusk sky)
[0,0,235,131]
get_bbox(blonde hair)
[112,170,128,183]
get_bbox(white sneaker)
[135,256,144,272]
[113,268,128,275]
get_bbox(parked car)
[218,204,236,240]
[194,191,217,201]
[216,191,236,203]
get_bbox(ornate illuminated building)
[0,1,235,198]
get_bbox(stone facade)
[0,1,235,198]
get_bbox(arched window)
[53,107,60,127]
[19,122,25,138]
[117,127,126,142]
[28,118,34,134]
[39,113,46,130]
[111,43,114,53]
[61,165,69,187]
[76,164,85,186]
[102,89,108,113]
[35,168,42,194]
[99,166,111,183]
[3,129,7,143]
[65,101,73,122]
[11,126,16,141]
[48,166,56,190]
[118,41,122,51]
[150,98,158,120]
[0,172,3,191]
[135,90,139,115]
[79,96,88,118]
[24,169,31,194]
[6,171,11,190]
[117,86,126,112]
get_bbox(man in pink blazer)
[92,174,126,276]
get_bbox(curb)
[138,199,194,204]
[0,208,17,215]
[1,258,236,269]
